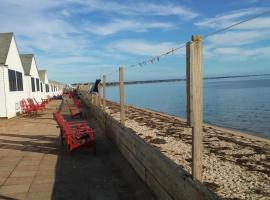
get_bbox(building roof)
[49,80,66,87]
[20,54,34,75]
[38,70,47,82]
[0,32,13,65]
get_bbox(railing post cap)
[192,35,203,42]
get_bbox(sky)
[0,0,270,83]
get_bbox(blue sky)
[0,0,269,83]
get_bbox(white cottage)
[0,33,26,118]
[20,54,42,102]
[49,80,58,96]
[49,80,56,97]
[38,69,50,100]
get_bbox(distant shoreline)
[74,73,270,87]
[104,73,270,86]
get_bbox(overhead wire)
[102,9,270,78]
[203,9,270,39]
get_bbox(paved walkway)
[0,100,154,200]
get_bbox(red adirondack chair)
[53,111,90,143]
[41,98,49,104]
[20,99,37,115]
[53,111,95,153]
[66,101,82,118]
[69,91,76,98]
[73,98,82,108]
[27,98,44,112]
[34,98,46,109]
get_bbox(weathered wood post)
[187,35,204,182]
[119,66,125,125]
[186,41,194,127]
[90,94,93,105]
[98,82,101,107]
[103,75,106,109]
[94,94,98,106]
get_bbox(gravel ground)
[105,101,270,200]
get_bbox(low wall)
[79,92,220,200]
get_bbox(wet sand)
[105,100,270,200]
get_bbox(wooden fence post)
[95,94,98,106]
[98,82,101,107]
[188,35,204,182]
[186,41,194,127]
[103,75,106,109]
[90,94,93,105]
[119,66,125,125]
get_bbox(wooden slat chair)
[41,98,49,104]
[66,101,83,119]
[27,98,44,112]
[54,111,89,140]
[34,98,46,109]
[69,92,76,98]
[53,111,95,154]
[20,99,37,116]
[73,98,82,108]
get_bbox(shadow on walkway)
[0,100,154,200]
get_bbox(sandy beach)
[104,100,270,200]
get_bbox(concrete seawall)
[79,92,220,200]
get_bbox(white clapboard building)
[20,54,43,102]
[38,69,50,100]
[49,80,63,96]
[0,33,26,118]
[0,32,66,118]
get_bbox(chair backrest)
[54,111,68,130]
[33,98,39,104]
[27,98,35,105]
[20,99,27,109]
[73,99,82,107]
[54,112,74,137]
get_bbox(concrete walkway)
[0,100,154,200]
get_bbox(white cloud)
[0,0,197,82]
[76,0,198,19]
[195,7,270,46]
[110,39,179,56]
[83,19,174,35]
[211,46,270,60]
[0,0,79,50]
[206,29,270,46]
[195,7,270,61]
[195,8,268,29]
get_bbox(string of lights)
[102,9,270,78]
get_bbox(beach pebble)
[107,106,270,200]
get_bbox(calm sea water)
[105,76,270,139]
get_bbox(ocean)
[105,75,270,139]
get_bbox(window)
[36,78,40,91]
[8,69,23,91]
[16,72,23,91]
[31,77,35,92]
[45,84,49,93]
[40,83,43,92]
[8,69,17,91]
